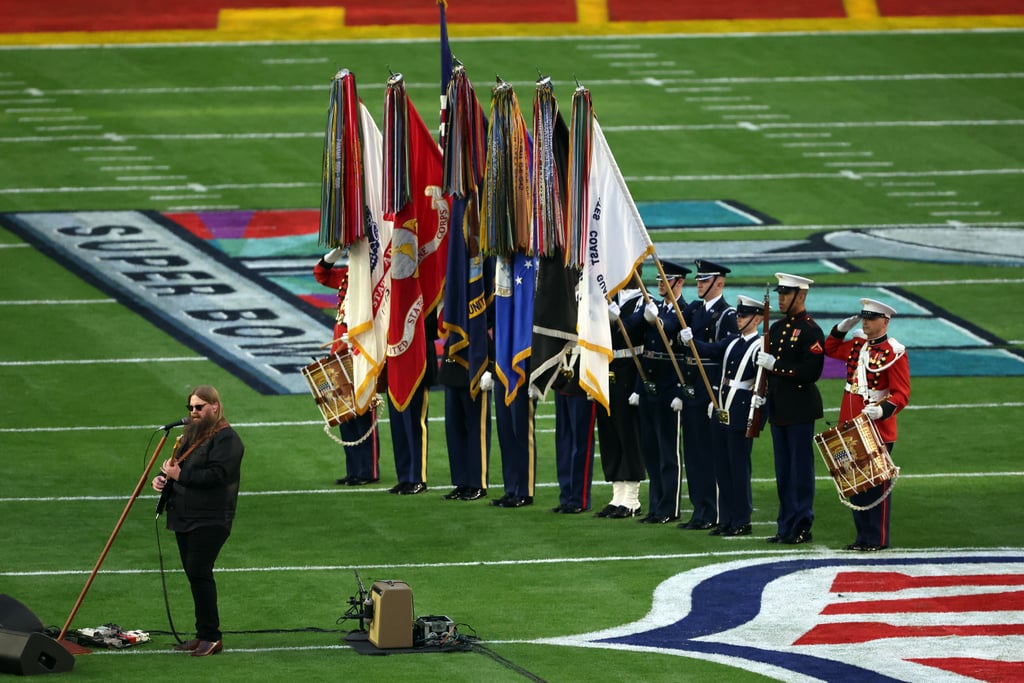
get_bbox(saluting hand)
[836,315,860,333]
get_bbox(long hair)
[189,385,223,417]
[183,385,227,443]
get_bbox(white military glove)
[862,404,883,421]
[643,301,659,323]
[755,350,776,371]
[608,301,621,323]
[628,392,640,406]
[836,315,860,333]
[480,371,494,392]
[670,397,683,412]
[528,385,542,400]
[323,246,345,264]
[751,394,766,409]
[706,402,714,419]
[678,327,693,345]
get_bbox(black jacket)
[165,427,244,533]
[765,311,825,425]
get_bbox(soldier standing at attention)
[755,273,825,545]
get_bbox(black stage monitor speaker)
[0,630,75,676]
[0,595,44,634]
[367,580,413,649]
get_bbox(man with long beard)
[152,385,244,657]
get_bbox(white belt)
[844,384,887,402]
[725,379,753,390]
[613,346,643,359]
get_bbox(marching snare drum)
[814,414,898,500]
[301,353,358,427]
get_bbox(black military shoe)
[458,488,487,501]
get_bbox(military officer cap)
[657,260,692,281]
[735,295,763,316]
[774,272,814,292]
[860,298,896,320]
[694,259,731,281]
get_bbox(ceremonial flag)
[480,78,537,400]
[438,0,453,144]
[570,88,655,411]
[440,57,492,397]
[319,69,366,248]
[382,75,450,409]
[346,101,392,412]
[481,80,531,256]
[494,252,536,404]
[529,250,578,397]
[527,80,577,397]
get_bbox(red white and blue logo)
[543,551,1024,681]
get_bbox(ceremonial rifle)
[745,284,770,438]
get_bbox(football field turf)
[1,12,1023,683]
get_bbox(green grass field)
[2,27,1023,682]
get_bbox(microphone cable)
[153,514,185,645]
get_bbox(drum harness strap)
[324,403,379,448]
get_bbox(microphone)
[158,416,191,431]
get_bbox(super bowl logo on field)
[541,551,1024,682]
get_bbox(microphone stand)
[57,428,173,648]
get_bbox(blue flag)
[495,252,536,404]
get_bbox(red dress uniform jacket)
[313,261,349,355]
[824,331,910,443]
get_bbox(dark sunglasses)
[188,403,207,412]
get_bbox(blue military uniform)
[692,294,766,536]
[551,352,597,513]
[492,389,536,507]
[383,311,438,495]
[631,261,690,524]
[679,259,737,530]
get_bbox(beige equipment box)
[367,580,413,649]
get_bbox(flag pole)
[650,255,720,410]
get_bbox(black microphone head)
[159,415,191,431]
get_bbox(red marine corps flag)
[382,73,450,410]
[567,86,655,411]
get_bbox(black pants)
[176,525,230,641]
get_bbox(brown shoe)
[173,639,201,652]
[190,640,223,657]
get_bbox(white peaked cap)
[860,298,896,317]
[774,272,814,290]
[735,295,763,313]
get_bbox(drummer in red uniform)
[314,247,380,487]
[824,298,910,551]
